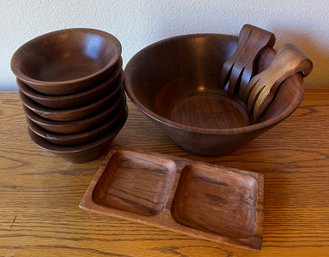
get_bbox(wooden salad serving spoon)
[219,24,276,97]
[246,43,313,120]
[220,24,313,121]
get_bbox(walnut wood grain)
[26,104,126,146]
[172,165,259,240]
[219,24,275,96]
[247,44,313,120]
[124,33,306,157]
[1,91,329,256]
[81,148,263,249]
[23,96,127,134]
[11,28,122,95]
[92,150,177,216]
[27,107,128,163]
[17,59,123,109]
[19,86,124,122]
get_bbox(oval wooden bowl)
[11,28,122,95]
[17,59,123,109]
[26,105,127,146]
[27,109,128,163]
[124,34,304,156]
[24,95,127,134]
[19,85,124,122]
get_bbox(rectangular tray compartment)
[171,164,258,239]
[92,150,176,216]
[80,147,264,249]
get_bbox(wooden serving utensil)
[219,24,276,97]
[247,43,313,121]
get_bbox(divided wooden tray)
[80,147,264,249]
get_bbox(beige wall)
[1,0,328,89]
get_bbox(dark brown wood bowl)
[27,108,128,163]
[11,28,122,95]
[23,95,127,134]
[124,34,304,156]
[17,58,123,109]
[19,85,124,122]
[26,105,127,146]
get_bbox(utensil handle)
[247,43,313,120]
[220,24,276,96]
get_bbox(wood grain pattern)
[92,150,177,216]
[24,96,127,135]
[219,24,276,96]
[1,91,329,256]
[17,59,123,109]
[81,148,263,249]
[27,106,127,163]
[19,86,124,122]
[124,33,305,157]
[11,28,122,95]
[26,104,126,146]
[247,44,313,120]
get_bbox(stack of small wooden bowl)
[11,28,128,163]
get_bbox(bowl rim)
[27,104,126,142]
[124,33,304,136]
[19,82,124,117]
[17,58,123,102]
[23,95,126,127]
[27,107,128,154]
[11,28,122,86]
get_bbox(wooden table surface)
[0,90,328,257]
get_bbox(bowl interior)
[125,34,304,132]
[17,57,123,99]
[17,65,123,110]
[12,29,121,82]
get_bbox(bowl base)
[170,92,249,129]
[155,77,250,129]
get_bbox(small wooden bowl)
[19,85,124,122]
[11,28,122,95]
[124,34,305,156]
[26,105,127,146]
[27,109,128,163]
[17,58,123,109]
[23,95,127,134]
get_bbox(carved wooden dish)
[23,96,126,134]
[19,86,124,122]
[26,105,126,146]
[17,58,123,109]
[124,32,309,156]
[27,111,128,163]
[80,148,264,249]
[11,28,122,95]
